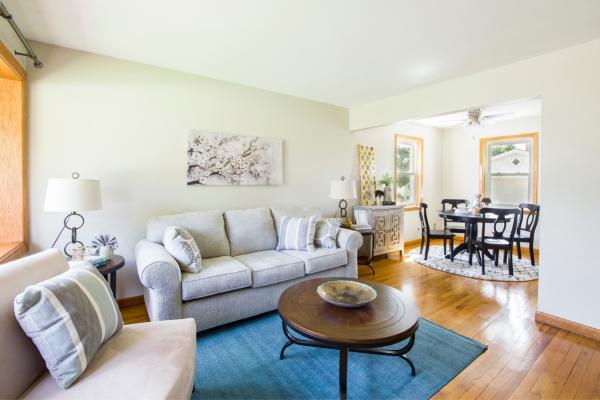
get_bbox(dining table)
[436,205,516,265]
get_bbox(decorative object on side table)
[481,197,492,206]
[375,190,384,206]
[71,245,91,261]
[330,176,357,229]
[44,173,103,259]
[187,130,282,185]
[473,194,483,214]
[358,144,377,205]
[91,234,119,260]
[317,280,377,308]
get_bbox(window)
[395,134,423,211]
[480,133,538,205]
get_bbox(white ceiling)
[414,98,542,129]
[4,1,600,107]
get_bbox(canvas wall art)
[187,130,282,185]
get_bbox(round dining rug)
[408,245,539,281]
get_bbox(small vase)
[384,185,393,202]
[473,194,483,214]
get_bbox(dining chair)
[469,207,520,275]
[441,199,470,254]
[419,202,455,261]
[503,203,540,266]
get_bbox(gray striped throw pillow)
[276,215,318,252]
[14,263,124,389]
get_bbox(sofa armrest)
[336,228,364,278]
[135,239,183,321]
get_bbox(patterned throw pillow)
[314,218,342,249]
[14,263,124,389]
[164,226,202,273]
[276,215,318,252]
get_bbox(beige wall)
[350,39,600,330]
[26,42,353,299]
[353,123,444,242]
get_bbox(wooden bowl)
[317,280,377,308]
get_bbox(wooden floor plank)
[120,239,600,399]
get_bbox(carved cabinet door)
[372,211,388,254]
[387,209,404,252]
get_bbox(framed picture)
[187,130,282,185]
[355,209,369,226]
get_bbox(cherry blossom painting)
[187,130,282,185]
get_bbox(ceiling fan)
[443,109,516,132]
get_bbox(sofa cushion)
[270,206,321,238]
[20,319,197,400]
[281,247,348,274]
[314,218,343,249]
[146,210,230,259]
[235,250,305,288]
[276,215,318,252]
[164,226,202,273]
[224,207,278,257]
[181,256,252,301]
[14,263,124,389]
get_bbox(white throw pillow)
[164,226,202,273]
[276,215,318,252]
[314,218,342,249]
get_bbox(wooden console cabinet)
[353,205,405,258]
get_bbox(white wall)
[350,39,600,330]
[354,123,444,242]
[442,117,542,248]
[26,42,354,299]
[0,22,27,69]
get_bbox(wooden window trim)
[0,39,28,264]
[479,132,538,205]
[395,134,423,212]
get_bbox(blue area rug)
[192,311,486,400]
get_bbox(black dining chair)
[441,199,470,254]
[503,203,540,266]
[419,202,455,261]
[469,207,520,275]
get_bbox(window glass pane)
[396,143,413,173]
[396,174,414,204]
[490,176,528,204]
[490,143,530,174]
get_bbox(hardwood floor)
[121,240,599,399]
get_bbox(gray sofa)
[135,206,363,332]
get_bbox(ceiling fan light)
[463,122,473,132]
[473,121,483,132]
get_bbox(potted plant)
[377,173,398,202]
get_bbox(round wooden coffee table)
[278,278,420,399]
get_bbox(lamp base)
[63,212,84,258]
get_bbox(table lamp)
[330,176,357,229]
[44,173,103,258]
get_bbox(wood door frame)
[479,132,538,205]
[0,39,28,264]
[395,134,423,212]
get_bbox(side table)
[96,255,125,298]
[356,230,375,274]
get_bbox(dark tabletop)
[278,278,420,347]
[437,207,516,223]
[96,255,125,275]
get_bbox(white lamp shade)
[44,179,103,212]
[330,180,357,199]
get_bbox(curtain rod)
[0,2,43,68]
